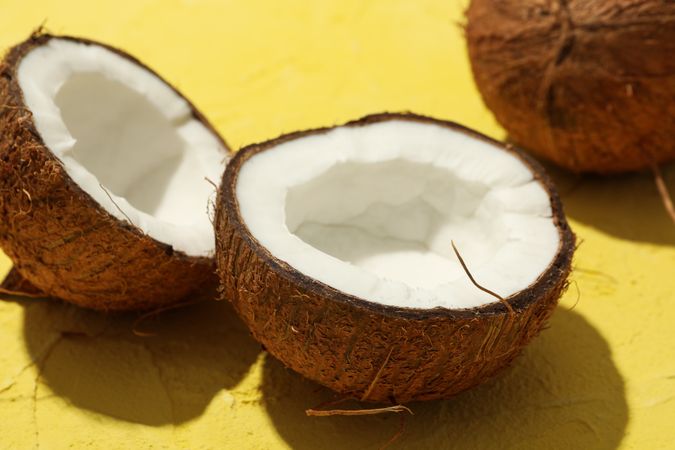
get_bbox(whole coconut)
[466,0,675,173]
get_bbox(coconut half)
[216,113,574,402]
[0,33,229,310]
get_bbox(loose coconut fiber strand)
[651,163,675,225]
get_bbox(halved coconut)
[0,33,230,311]
[216,113,574,402]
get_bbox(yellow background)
[1,1,674,449]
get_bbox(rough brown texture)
[466,0,675,173]
[0,32,229,311]
[215,113,575,403]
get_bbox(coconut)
[0,32,230,311]
[466,0,675,173]
[215,113,574,402]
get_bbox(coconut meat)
[17,38,227,257]
[236,120,561,309]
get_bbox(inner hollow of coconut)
[236,120,561,309]
[17,38,227,257]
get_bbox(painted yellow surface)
[0,0,674,449]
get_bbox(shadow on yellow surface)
[262,310,628,450]
[546,163,675,246]
[20,296,260,425]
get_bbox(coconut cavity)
[236,119,560,310]
[18,38,226,256]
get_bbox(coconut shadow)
[20,293,261,426]
[260,309,627,450]
[544,161,675,246]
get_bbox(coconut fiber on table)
[0,0,673,449]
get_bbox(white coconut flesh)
[17,38,227,257]
[236,120,561,309]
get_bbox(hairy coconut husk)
[215,113,575,402]
[0,32,229,311]
[466,0,675,173]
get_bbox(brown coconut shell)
[0,32,230,311]
[466,0,675,173]
[215,113,575,403]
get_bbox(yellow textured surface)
[1,1,674,449]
